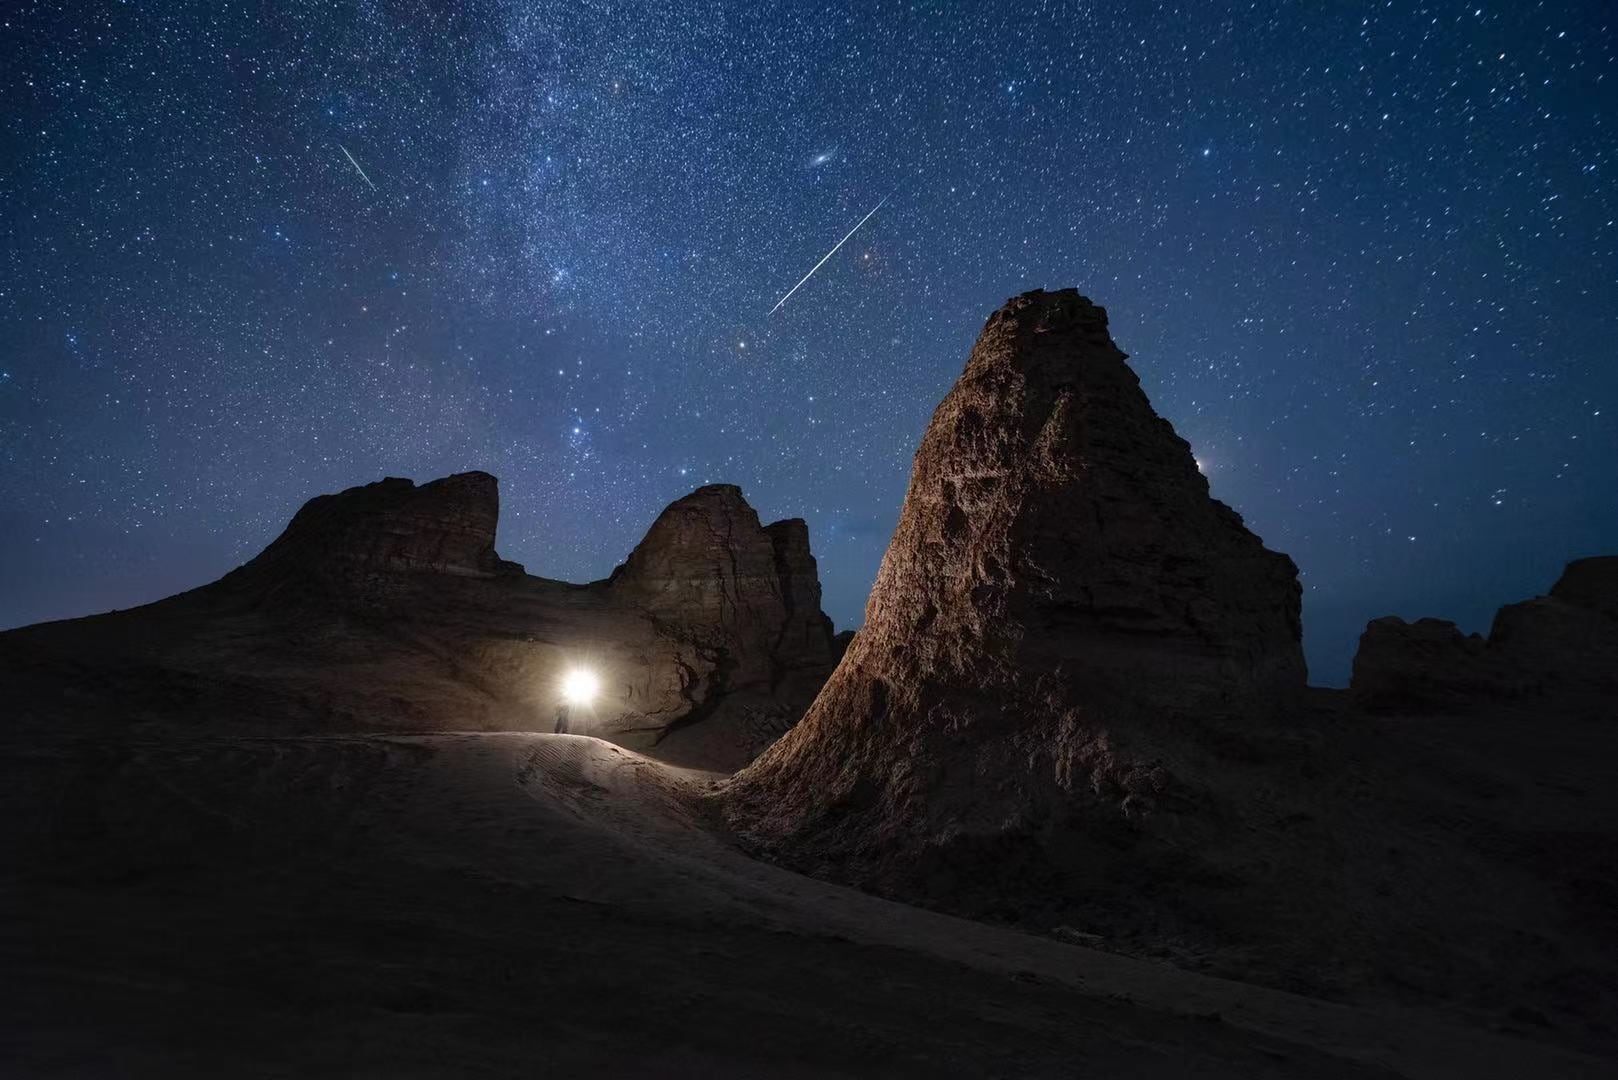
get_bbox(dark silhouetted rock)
[765,517,839,692]
[829,629,856,665]
[725,287,1305,901]
[1491,557,1618,706]
[1550,555,1618,620]
[1348,616,1509,712]
[1351,556,1618,716]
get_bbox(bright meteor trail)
[768,195,888,315]
[339,143,378,192]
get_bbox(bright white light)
[560,668,600,705]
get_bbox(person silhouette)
[553,702,571,735]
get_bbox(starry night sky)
[3,1,1615,683]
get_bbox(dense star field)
[2,2,1614,682]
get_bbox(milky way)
[3,1,1615,682]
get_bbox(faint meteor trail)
[768,195,888,315]
[339,143,378,191]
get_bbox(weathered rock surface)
[726,288,1305,885]
[607,485,835,702]
[1352,557,1618,715]
[721,289,1618,1031]
[0,473,839,769]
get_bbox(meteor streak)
[339,143,378,192]
[768,195,888,315]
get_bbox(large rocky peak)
[861,287,1305,709]
[724,288,1305,895]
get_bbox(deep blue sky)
[3,1,1615,684]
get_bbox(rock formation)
[725,288,1305,902]
[719,289,1618,1026]
[4,289,1615,1040]
[1351,556,1618,715]
[594,484,839,763]
[607,485,835,702]
[1348,616,1505,712]
[221,471,525,605]
[0,473,840,768]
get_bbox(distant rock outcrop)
[725,288,1305,901]
[1351,556,1618,715]
[1348,617,1506,712]
[225,471,525,603]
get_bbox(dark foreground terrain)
[2,730,1607,1078]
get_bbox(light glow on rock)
[559,668,600,705]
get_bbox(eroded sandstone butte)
[0,473,838,769]
[720,290,1618,1028]
[726,287,1305,895]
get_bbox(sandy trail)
[2,731,1605,1077]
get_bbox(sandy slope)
[0,731,1605,1078]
